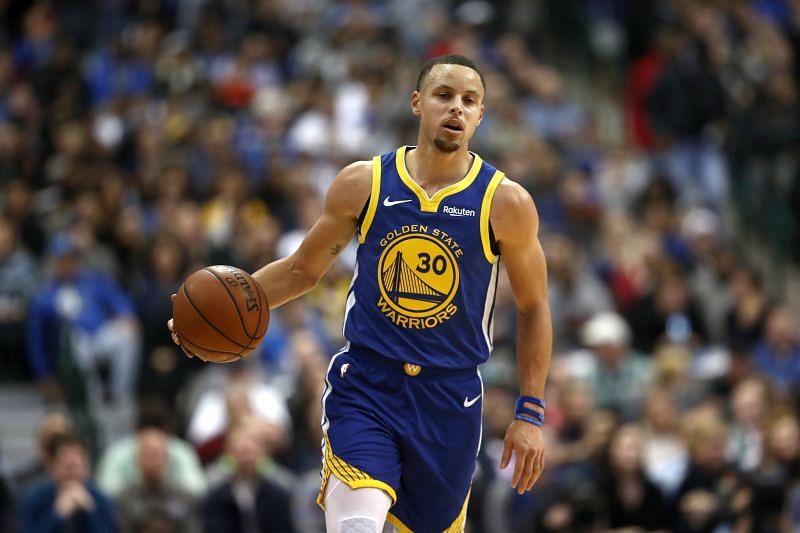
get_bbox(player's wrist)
[514,395,545,427]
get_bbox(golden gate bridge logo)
[377,233,459,319]
[382,251,448,305]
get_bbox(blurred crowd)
[0,0,800,531]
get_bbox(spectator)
[628,272,709,353]
[13,411,72,492]
[728,376,772,472]
[752,305,800,397]
[599,424,670,530]
[201,424,294,533]
[96,405,206,498]
[131,233,199,405]
[640,387,689,499]
[0,215,38,381]
[724,266,771,351]
[185,361,291,465]
[1,180,46,257]
[116,427,199,533]
[566,312,652,418]
[545,234,613,351]
[751,412,800,531]
[26,233,141,405]
[20,432,116,533]
[674,411,751,532]
[204,414,296,492]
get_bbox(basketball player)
[170,54,551,532]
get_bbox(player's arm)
[251,161,372,308]
[168,161,371,356]
[490,179,552,494]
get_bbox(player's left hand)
[500,419,544,494]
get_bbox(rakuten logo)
[443,206,476,217]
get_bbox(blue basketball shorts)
[317,343,484,532]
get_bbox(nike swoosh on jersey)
[383,196,413,207]
[463,394,482,408]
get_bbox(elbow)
[289,256,321,294]
[518,295,550,317]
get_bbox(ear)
[411,90,421,117]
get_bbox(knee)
[340,517,380,533]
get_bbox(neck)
[406,140,473,187]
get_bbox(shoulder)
[167,436,201,459]
[489,177,539,242]
[325,160,374,217]
[492,178,535,211]
[331,160,373,198]
[21,480,56,504]
[205,480,235,501]
[337,160,373,185]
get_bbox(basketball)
[172,265,269,363]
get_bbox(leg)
[319,348,403,531]
[323,474,392,533]
[388,371,484,532]
[93,318,141,402]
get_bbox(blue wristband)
[516,406,544,422]
[514,414,543,427]
[516,396,545,411]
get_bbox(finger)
[171,331,180,345]
[171,293,176,301]
[180,345,195,359]
[500,440,513,470]
[517,453,535,494]
[526,453,544,492]
[511,451,529,490]
[167,318,175,332]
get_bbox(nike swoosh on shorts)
[463,395,481,408]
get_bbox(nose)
[450,97,464,114]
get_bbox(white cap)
[581,312,631,347]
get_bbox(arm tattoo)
[330,243,343,256]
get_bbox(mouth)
[441,119,464,132]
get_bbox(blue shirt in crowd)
[20,481,116,533]
[26,271,134,379]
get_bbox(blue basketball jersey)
[343,146,506,369]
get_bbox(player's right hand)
[168,294,195,358]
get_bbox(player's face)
[412,64,484,153]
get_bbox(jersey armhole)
[357,156,382,244]
[480,170,505,263]
[357,196,369,228]
[488,222,500,257]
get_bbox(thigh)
[388,373,483,532]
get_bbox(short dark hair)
[45,431,87,460]
[416,54,486,92]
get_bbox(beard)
[433,137,460,153]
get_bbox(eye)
[437,93,449,99]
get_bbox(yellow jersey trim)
[385,490,470,533]
[395,145,483,213]
[316,433,398,509]
[480,170,505,263]
[358,156,382,244]
[386,513,415,533]
[443,490,470,532]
